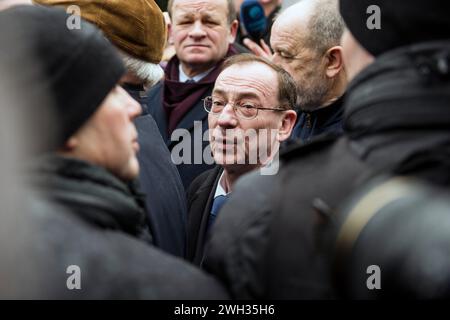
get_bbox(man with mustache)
[186,54,297,265]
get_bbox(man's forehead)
[272,17,308,52]
[273,4,311,37]
[173,0,228,15]
[214,64,277,99]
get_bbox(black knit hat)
[0,5,125,147]
[339,0,450,56]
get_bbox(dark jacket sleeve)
[28,198,229,299]
[203,171,276,299]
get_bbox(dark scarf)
[162,46,238,134]
[30,154,152,243]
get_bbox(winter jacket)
[288,96,344,144]
[203,41,450,299]
[26,154,229,299]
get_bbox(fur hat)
[33,0,167,64]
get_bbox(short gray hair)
[121,53,164,87]
[305,0,345,53]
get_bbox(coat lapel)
[186,166,223,265]
[146,82,170,144]
[167,96,210,149]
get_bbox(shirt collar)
[214,170,229,199]
[179,64,214,83]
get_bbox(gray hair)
[305,0,345,53]
[121,53,164,87]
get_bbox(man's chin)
[119,159,140,182]
[214,155,239,166]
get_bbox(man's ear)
[228,19,239,44]
[167,22,174,45]
[324,46,344,78]
[278,110,297,142]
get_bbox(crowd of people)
[0,0,449,299]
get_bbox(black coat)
[145,81,215,189]
[186,166,223,265]
[27,155,229,299]
[126,84,187,257]
[287,96,344,144]
[203,41,450,299]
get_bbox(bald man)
[246,0,347,143]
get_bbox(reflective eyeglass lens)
[237,106,257,119]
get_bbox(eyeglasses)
[203,96,286,120]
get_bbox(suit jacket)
[186,166,223,265]
[146,81,215,189]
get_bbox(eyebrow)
[176,11,220,21]
[176,12,194,20]
[212,88,262,101]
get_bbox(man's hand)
[243,38,273,59]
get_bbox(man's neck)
[180,62,215,79]
[310,76,347,111]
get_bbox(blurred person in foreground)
[203,0,450,299]
[186,54,296,265]
[0,5,228,299]
[34,0,188,257]
[333,176,450,299]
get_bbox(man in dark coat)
[35,0,188,258]
[0,5,229,299]
[186,54,297,265]
[146,0,239,189]
[203,0,450,299]
[245,0,348,143]
[272,0,347,143]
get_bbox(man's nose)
[123,92,142,119]
[189,20,207,39]
[128,98,142,119]
[217,104,238,128]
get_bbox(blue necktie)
[185,79,195,83]
[208,194,228,231]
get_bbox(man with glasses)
[185,54,297,265]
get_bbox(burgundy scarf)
[162,46,238,134]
